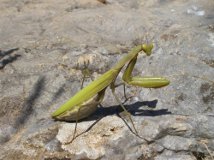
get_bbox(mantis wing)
[54,88,106,121]
[52,69,119,119]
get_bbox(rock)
[158,135,196,151]
[0,0,214,159]
[155,152,197,160]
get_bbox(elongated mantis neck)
[113,45,149,70]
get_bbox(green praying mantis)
[52,43,170,141]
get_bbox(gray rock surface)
[0,0,214,159]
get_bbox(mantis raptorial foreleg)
[123,55,170,88]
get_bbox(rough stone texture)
[0,0,214,159]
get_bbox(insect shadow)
[15,76,46,128]
[84,99,171,122]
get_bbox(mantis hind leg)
[64,105,95,144]
[64,109,80,144]
[65,89,106,144]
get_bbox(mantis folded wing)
[52,43,170,141]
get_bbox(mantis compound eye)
[142,43,154,56]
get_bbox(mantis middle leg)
[113,83,130,102]
[110,83,139,136]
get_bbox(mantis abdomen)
[53,88,106,121]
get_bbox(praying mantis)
[52,43,170,140]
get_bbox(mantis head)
[142,43,154,56]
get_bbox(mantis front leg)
[123,55,170,88]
